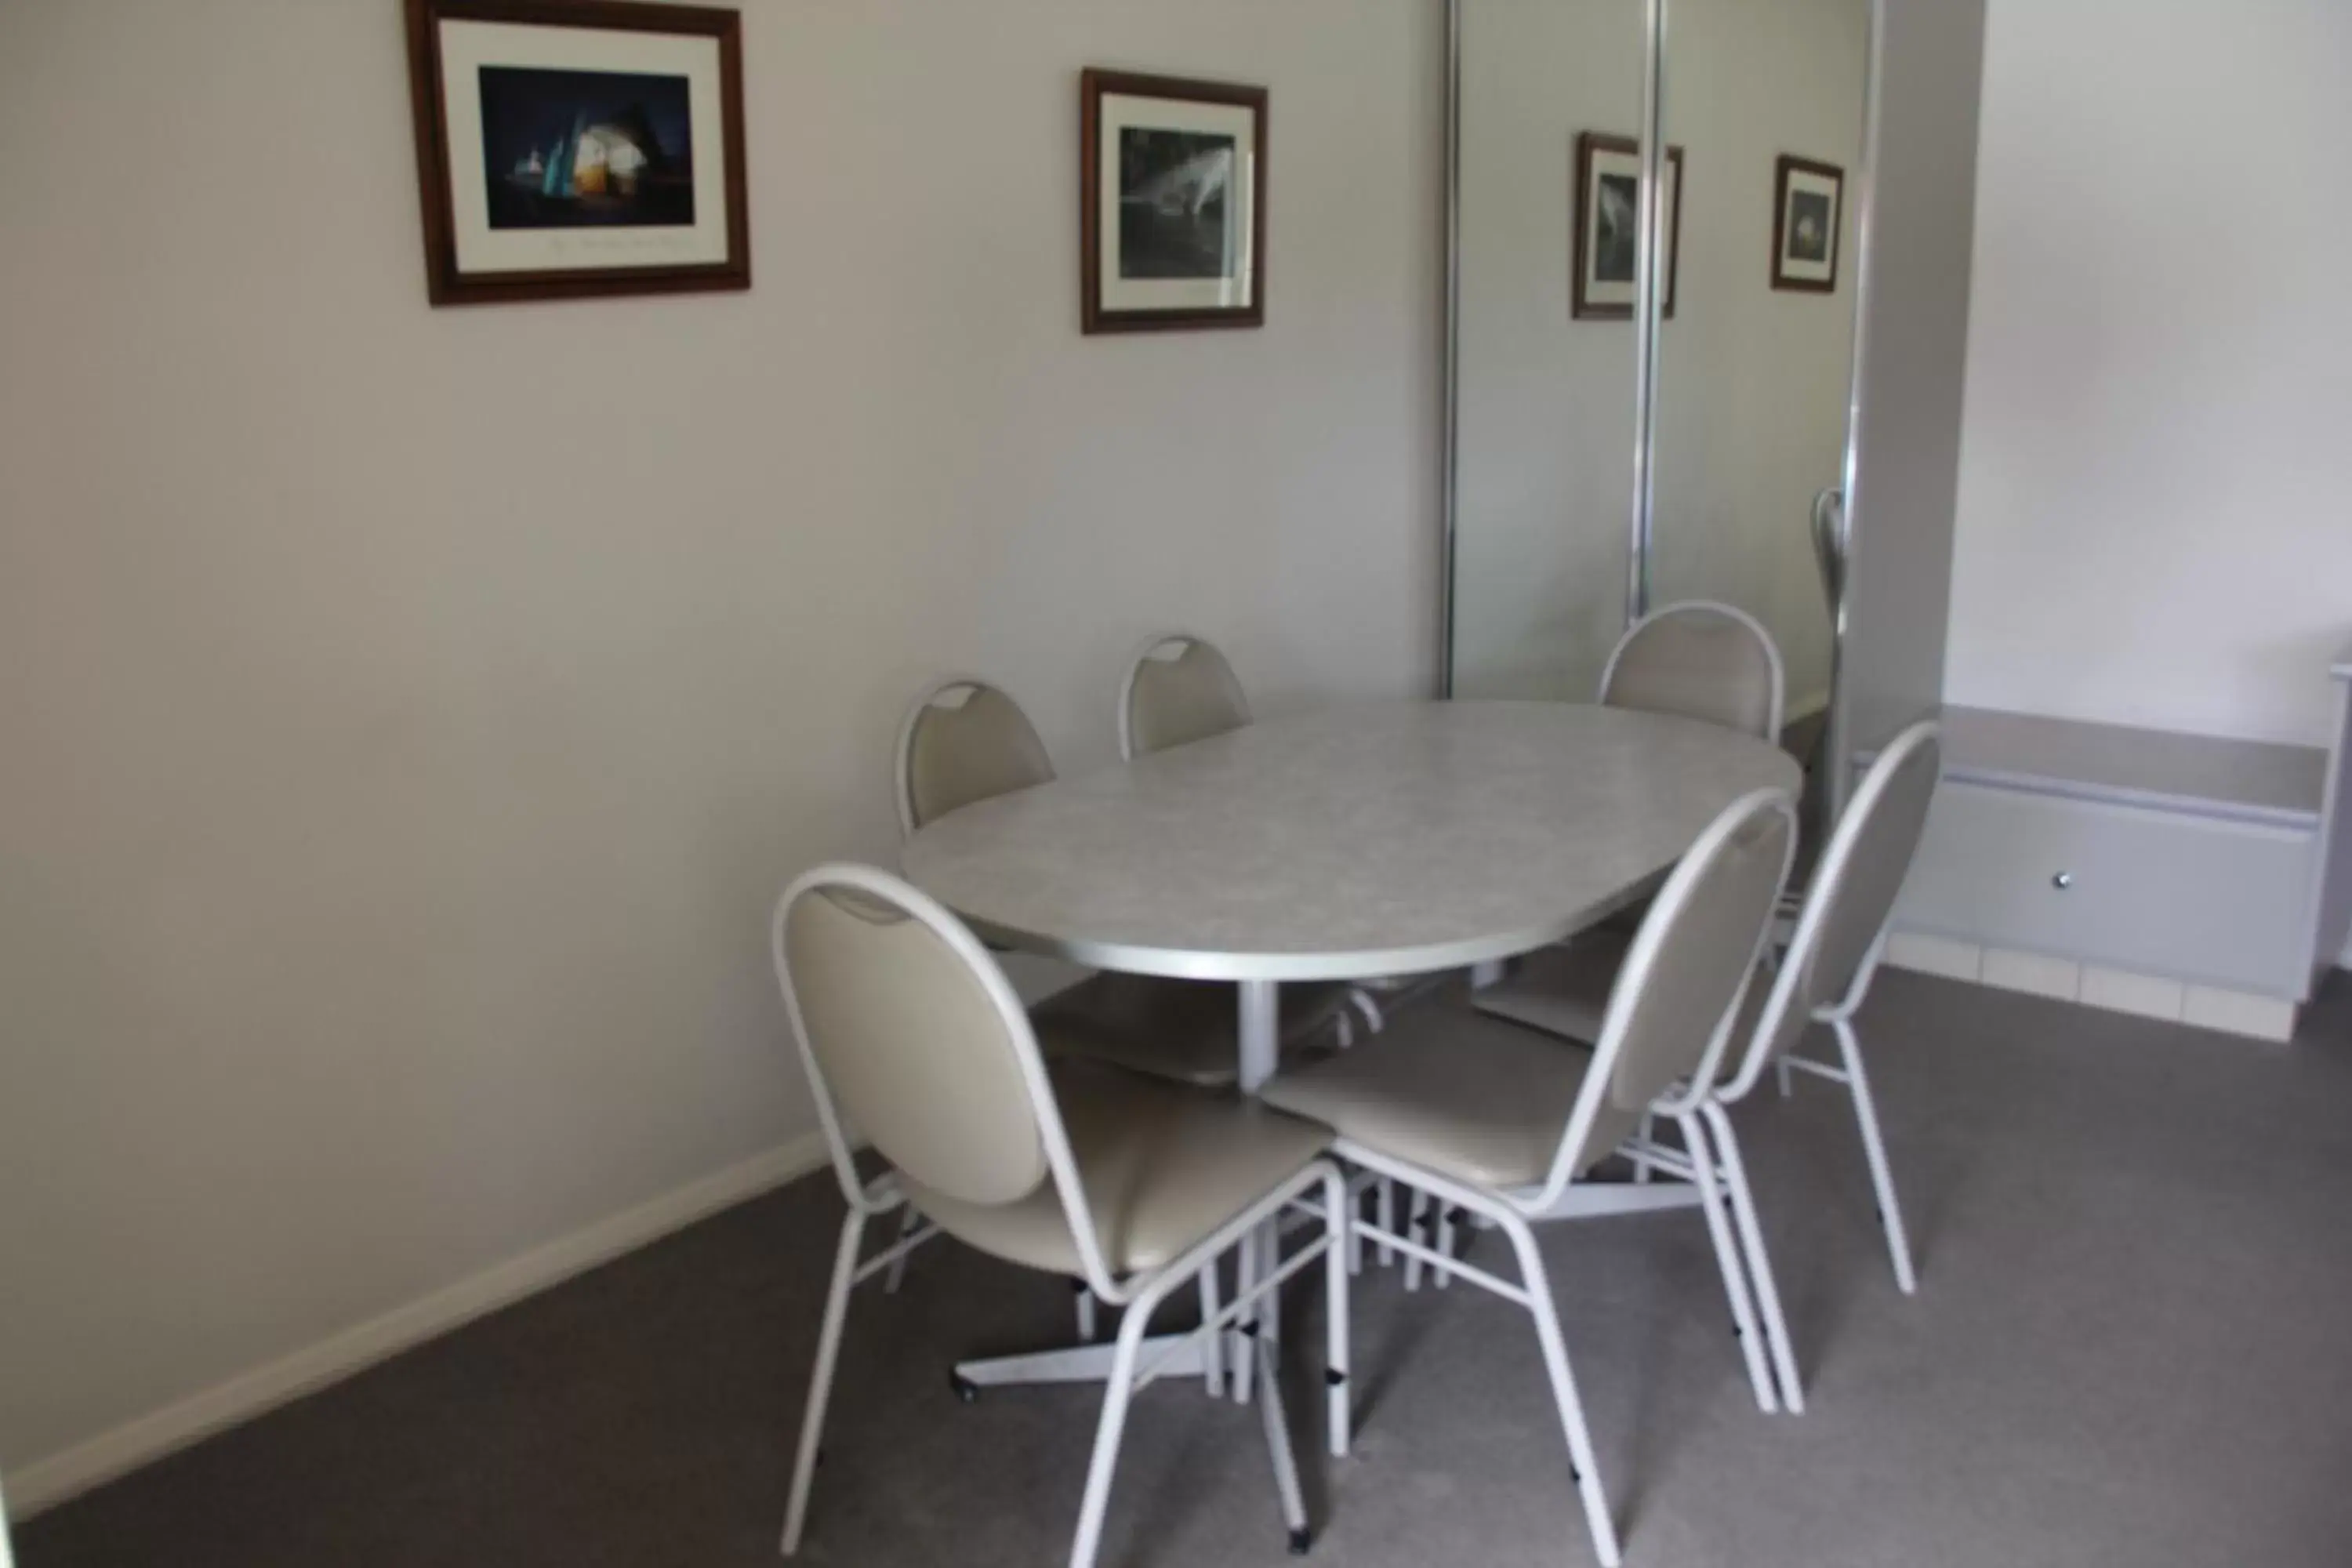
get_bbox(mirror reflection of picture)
[1572,132,1682,320]
[1772,154,1844,292]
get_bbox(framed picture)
[1771,154,1844,293]
[404,0,750,307]
[1080,69,1267,334]
[1573,132,1682,321]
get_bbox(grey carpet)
[19,970,2352,1567]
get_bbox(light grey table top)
[1859,704,2328,829]
[902,700,1802,982]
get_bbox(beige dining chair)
[773,863,1351,1567]
[1116,634,1425,1267]
[1260,788,1799,1568]
[1474,720,1942,1413]
[1116,631,1256,762]
[1600,601,1786,743]
[895,676,1352,1367]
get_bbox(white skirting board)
[5,1131,832,1522]
[1882,932,2303,1043]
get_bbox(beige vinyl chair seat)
[1033,971,1357,1089]
[1472,933,1632,1045]
[1259,1001,1640,1192]
[904,1055,1330,1277]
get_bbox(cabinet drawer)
[1894,782,2313,995]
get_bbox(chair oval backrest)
[1119,633,1252,760]
[1541,789,1797,1196]
[1599,601,1786,742]
[778,867,1051,1207]
[1738,720,1943,1087]
[895,677,1056,840]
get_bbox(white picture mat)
[439,19,728,276]
[1097,93,1257,314]
[1581,148,1677,310]
[1778,168,1841,284]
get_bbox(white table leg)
[1229,979,1286,1403]
[1468,959,1506,989]
[1236,978,1280,1092]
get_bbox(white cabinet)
[1896,782,2313,996]
[1871,683,2352,1022]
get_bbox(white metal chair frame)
[1666,719,1941,1415]
[773,863,1352,1567]
[1325,789,1798,1568]
[1599,599,1788,745]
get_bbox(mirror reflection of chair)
[1474,720,1943,1413]
[1600,600,1787,744]
[1260,787,1800,1567]
[771,863,1351,1567]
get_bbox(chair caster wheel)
[1287,1526,1312,1555]
[949,1372,979,1404]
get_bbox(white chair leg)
[1703,1102,1804,1415]
[1075,1282,1099,1342]
[1433,1205,1457,1289]
[1497,1210,1624,1568]
[1632,1111,1657,1185]
[1066,1298,1153,1568]
[1776,1057,1795,1099]
[1198,1269,1225,1399]
[1376,1178,1398,1267]
[1679,1112,1780,1415]
[1232,1229,1258,1406]
[781,1208,868,1555]
[1254,1331,1311,1555]
[1349,987,1385,1035]
[883,1206,919,1294]
[1322,1169,1352,1458]
[1346,1181,1366,1276]
[1835,1015,1918,1294]
[1402,1190,1433,1291]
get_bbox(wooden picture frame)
[404,0,750,307]
[1770,154,1844,293]
[1080,68,1268,334]
[1572,132,1682,321]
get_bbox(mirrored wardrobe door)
[1447,0,1650,701]
[1648,0,1871,757]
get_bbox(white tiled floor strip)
[1882,932,2299,1042]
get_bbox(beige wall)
[1948,0,2352,746]
[0,0,1439,1499]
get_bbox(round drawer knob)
[2051,871,2074,890]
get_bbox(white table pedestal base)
[1523,1182,1704,1221]
[956,1334,1205,1390]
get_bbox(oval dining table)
[901,698,1802,1393]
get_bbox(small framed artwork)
[1771,154,1844,293]
[1573,132,1682,321]
[404,0,750,307]
[1080,68,1267,334]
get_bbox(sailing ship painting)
[477,65,695,230]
